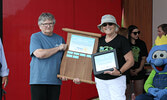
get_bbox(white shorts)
[95,75,126,100]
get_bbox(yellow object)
[155,35,167,45]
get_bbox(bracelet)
[118,70,122,76]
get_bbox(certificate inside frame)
[69,34,95,54]
[91,49,119,75]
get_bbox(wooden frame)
[57,28,101,84]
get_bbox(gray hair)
[38,12,56,25]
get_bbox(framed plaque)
[91,49,119,75]
[57,28,101,84]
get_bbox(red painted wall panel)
[3,0,121,100]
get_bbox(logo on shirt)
[131,46,140,62]
[99,46,113,52]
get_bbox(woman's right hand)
[73,78,81,84]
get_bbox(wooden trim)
[62,28,101,38]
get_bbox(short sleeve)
[30,34,42,57]
[121,37,131,56]
[0,38,9,77]
[137,39,148,57]
[141,41,148,57]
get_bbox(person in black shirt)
[127,25,148,99]
[95,14,134,100]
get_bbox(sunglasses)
[132,31,140,35]
[102,23,114,27]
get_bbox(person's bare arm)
[120,51,134,73]
[33,44,67,59]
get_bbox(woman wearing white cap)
[95,14,134,100]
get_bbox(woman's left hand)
[104,67,120,76]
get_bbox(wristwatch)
[118,70,122,76]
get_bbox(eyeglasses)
[41,23,54,26]
[132,31,140,35]
[102,23,114,27]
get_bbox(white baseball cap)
[97,14,120,32]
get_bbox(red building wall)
[3,0,122,100]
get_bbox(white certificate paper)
[94,52,116,71]
[69,35,95,54]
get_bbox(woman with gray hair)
[95,14,134,100]
[29,12,67,100]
